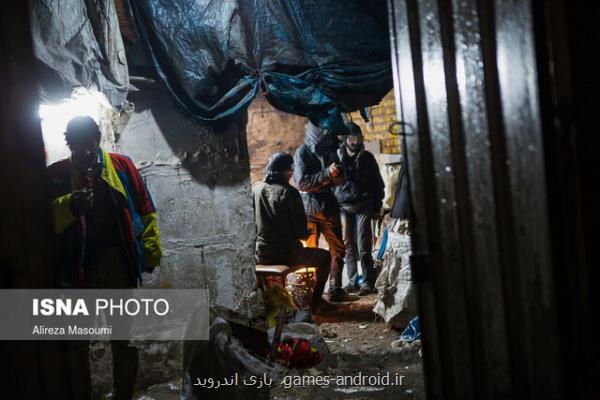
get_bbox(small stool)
[255,264,290,293]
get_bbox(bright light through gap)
[39,88,106,165]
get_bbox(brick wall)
[246,94,307,185]
[348,91,402,154]
[246,90,402,184]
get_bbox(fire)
[286,267,317,309]
[289,227,319,308]
[297,267,316,274]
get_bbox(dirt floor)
[134,293,425,400]
[269,292,425,400]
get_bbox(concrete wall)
[114,84,256,310]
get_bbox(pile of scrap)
[182,300,331,400]
[373,219,417,330]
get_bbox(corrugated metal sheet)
[387,0,562,398]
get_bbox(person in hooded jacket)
[293,122,347,302]
[335,122,385,296]
[253,152,335,313]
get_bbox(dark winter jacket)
[334,144,385,213]
[253,179,311,262]
[293,123,343,219]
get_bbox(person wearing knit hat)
[253,152,336,313]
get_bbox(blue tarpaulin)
[127,0,393,131]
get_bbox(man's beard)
[348,144,362,153]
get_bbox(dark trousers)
[341,208,376,288]
[68,246,139,400]
[306,213,345,291]
[257,246,331,306]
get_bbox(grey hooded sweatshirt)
[293,122,344,219]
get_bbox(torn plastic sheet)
[29,0,129,108]
[128,0,392,131]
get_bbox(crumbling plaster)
[112,84,257,311]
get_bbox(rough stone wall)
[246,94,307,185]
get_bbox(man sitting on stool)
[253,152,335,313]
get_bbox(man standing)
[47,116,163,400]
[335,122,385,296]
[253,152,334,313]
[294,122,347,302]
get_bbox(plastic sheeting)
[29,0,129,107]
[400,316,421,342]
[128,0,392,131]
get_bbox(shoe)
[328,288,348,302]
[311,298,337,314]
[357,284,375,296]
[343,284,359,293]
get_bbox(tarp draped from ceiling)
[127,0,393,131]
[29,0,129,108]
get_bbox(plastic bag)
[400,316,421,342]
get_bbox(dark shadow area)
[127,84,250,188]
[534,1,600,398]
[0,3,76,400]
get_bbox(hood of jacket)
[304,122,336,155]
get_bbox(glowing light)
[39,89,106,165]
[422,57,447,103]
[286,267,317,309]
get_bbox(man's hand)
[328,163,341,178]
[70,188,94,216]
